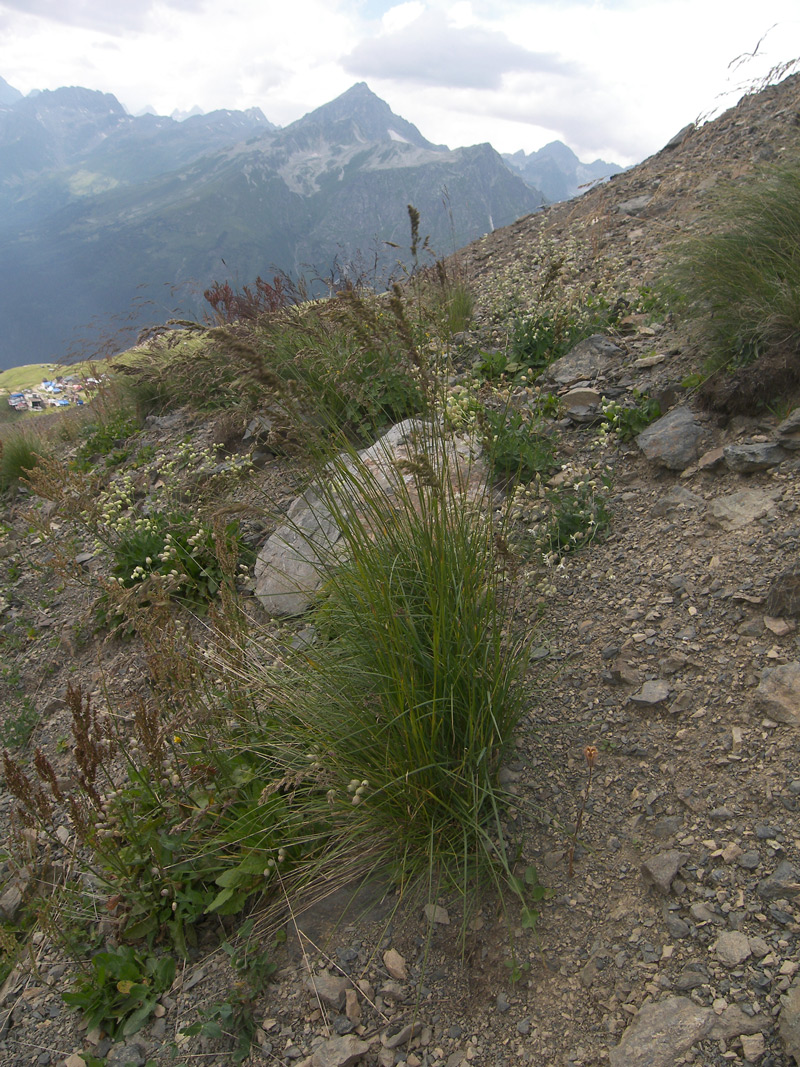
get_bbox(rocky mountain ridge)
[0,80,544,371]
[0,71,800,1067]
[503,140,623,203]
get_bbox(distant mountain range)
[503,141,623,203]
[0,78,622,369]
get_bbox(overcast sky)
[1,0,799,165]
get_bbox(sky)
[1,1,799,165]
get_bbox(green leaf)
[214,867,248,889]
[520,906,538,931]
[123,915,158,940]
[122,997,157,1037]
[507,875,524,898]
[206,886,236,912]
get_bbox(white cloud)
[0,0,798,163]
[344,8,576,90]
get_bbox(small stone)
[64,1056,86,1067]
[306,972,351,1011]
[516,1019,531,1035]
[776,408,800,449]
[106,1043,146,1067]
[675,970,708,991]
[630,680,671,706]
[311,1034,371,1067]
[740,1032,765,1061]
[738,850,761,870]
[496,992,511,1013]
[665,914,690,939]
[382,1022,423,1049]
[641,850,688,894]
[345,989,361,1025]
[715,931,752,967]
[424,903,450,925]
[748,937,770,958]
[721,842,743,864]
[765,616,795,636]
[0,884,24,922]
[710,806,735,821]
[758,860,800,900]
[383,949,407,981]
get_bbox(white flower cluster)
[441,385,481,430]
[347,778,370,806]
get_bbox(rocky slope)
[1,73,800,1067]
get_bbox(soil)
[2,72,800,1067]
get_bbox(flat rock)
[609,996,767,1067]
[641,850,688,894]
[614,194,653,216]
[608,996,715,1067]
[306,972,351,1011]
[754,662,800,726]
[311,1035,371,1067]
[653,486,705,515]
[562,386,601,407]
[780,976,800,1062]
[630,680,671,706]
[543,335,622,386]
[636,406,705,470]
[714,930,752,967]
[740,1032,766,1061]
[424,903,450,925]
[706,488,778,530]
[723,442,786,473]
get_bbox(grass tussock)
[670,163,800,408]
[0,425,51,491]
[245,422,526,887]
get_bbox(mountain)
[503,140,623,202]
[0,79,544,369]
[0,75,22,108]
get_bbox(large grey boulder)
[777,407,800,450]
[780,976,800,1062]
[754,662,800,726]
[609,996,766,1067]
[254,419,487,615]
[636,406,705,470]
[723,442,786,473]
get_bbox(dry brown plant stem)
[568,744,598,879]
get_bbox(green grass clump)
[670,163,800,368]
[0,427,49,491]
[248,422,528,889]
